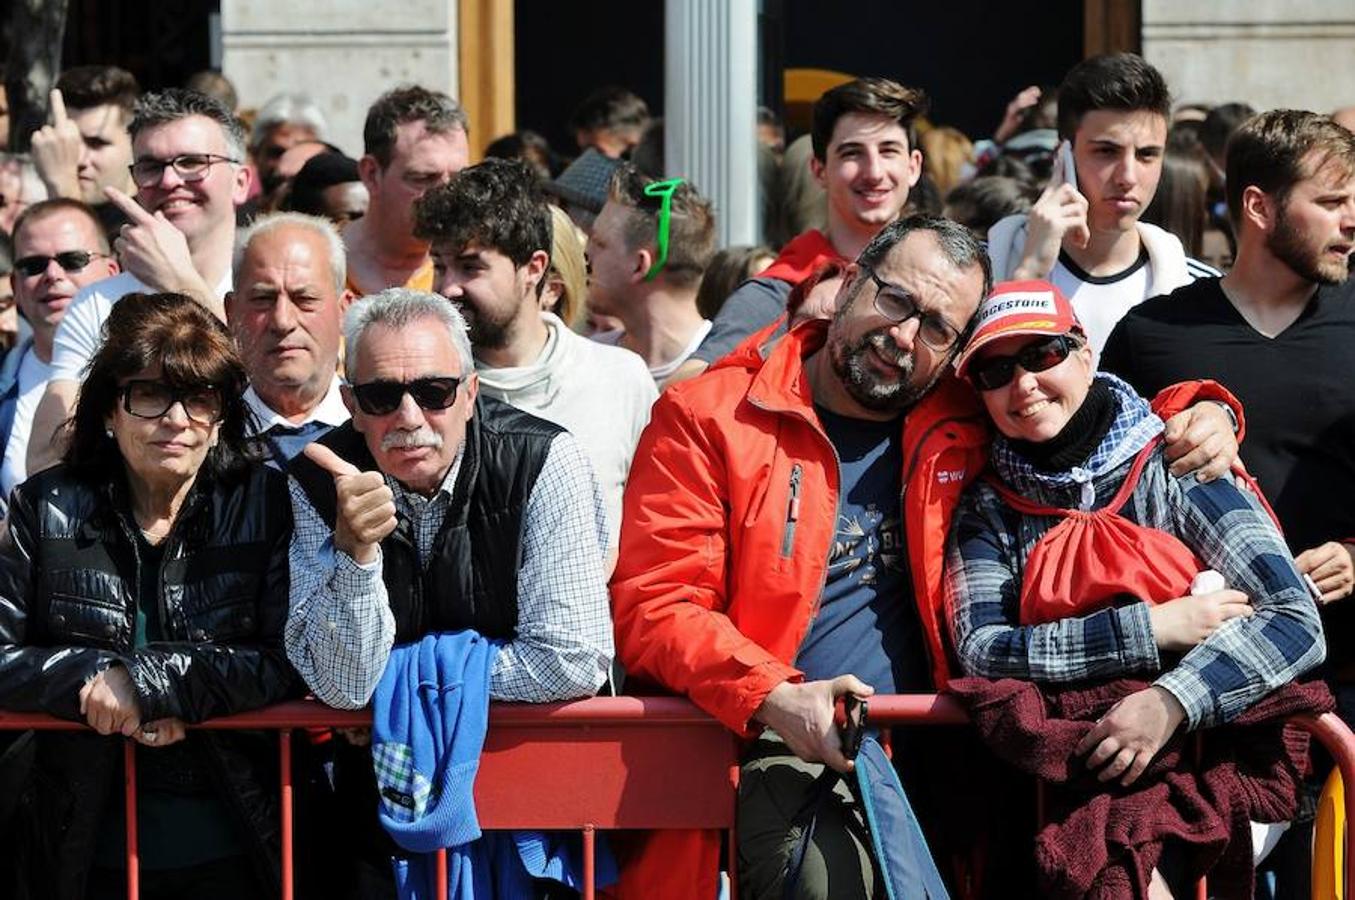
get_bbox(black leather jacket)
[0,461,303,899]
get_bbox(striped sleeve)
[1153,472,1326,728]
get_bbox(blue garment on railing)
[372,631,616,899]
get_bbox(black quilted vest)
[289,394,561,643]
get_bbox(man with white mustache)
[282,287,613,893]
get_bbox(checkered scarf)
[989,373,1163,511]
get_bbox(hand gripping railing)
[0,697,741,900]
[2,694,1352,899]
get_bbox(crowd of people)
[0,46,1351,900]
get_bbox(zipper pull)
[787,464,802,521]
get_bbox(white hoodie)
[475,312,658,549]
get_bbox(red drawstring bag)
[988,438,1203,626]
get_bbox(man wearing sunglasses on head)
[284,288,613,894]
[0,198,118,512]
[26,88,251,478]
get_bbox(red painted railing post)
[280,730,294,900]
[435,848,448,895]
[123,741,139,900]
[583,824,595,900]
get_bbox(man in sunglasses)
[26,88,250,477]
[0,198,118,511]
[609,216,1243,899]
[285,288,612,893]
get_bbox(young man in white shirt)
[417,159,655,557]
[986,53,1217,358]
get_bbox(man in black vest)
[283,287,613,897]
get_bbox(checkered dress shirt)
[286,432,614,709]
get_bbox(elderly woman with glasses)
[943,280,1326,897]
[0,292,301,899]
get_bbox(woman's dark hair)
[944,177,1035,239]
[64,292,253,482]
[695,244,774,320]
[1143,146,1209,257]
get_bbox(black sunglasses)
[969,335,1079,392]
[349,376,462,416]
[14,250,109,278]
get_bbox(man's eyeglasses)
[862,266,964,352]
[119,380,225,425]
[968,334,1079,392]
[642,178,685,282]
[349,376,463,416]
[129,153,240,188]
[14,250,109,278]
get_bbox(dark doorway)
[777,2,1084,139]
[62,0,219,91]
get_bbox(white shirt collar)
[244,374,349,434]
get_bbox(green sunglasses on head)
[643,177,686,281]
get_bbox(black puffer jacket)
[0,461,303,900]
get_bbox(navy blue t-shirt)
[794,406,930,693]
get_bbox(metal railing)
[3,693,1351,899]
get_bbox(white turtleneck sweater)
[475,312,658,548]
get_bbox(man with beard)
[1103,109,1355,690]
[416,159,655,560]
[611,214,1246,899]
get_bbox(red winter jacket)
[607,315,1242,898]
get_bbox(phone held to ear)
[1059,140,1078,188]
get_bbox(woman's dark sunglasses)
[120,380,225,424]
[969,335,1078,392]
[349,376,462,416]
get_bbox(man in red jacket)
[610,215,1243,899]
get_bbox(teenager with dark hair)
[989,53,1218,358]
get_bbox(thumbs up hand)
[304,443,397,565]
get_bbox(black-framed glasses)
[129,153,240,188]
[119,380,225,424]
[863,266,963,351]
[14,250,110,278]
[349,376,462,416]
[969,335,1078,392]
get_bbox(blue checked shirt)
[945,375,1326,729]
[287,432,614,709]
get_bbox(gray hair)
[250,92,329,148]
[233,212,346,295]
[130,88,248,163]
[857,215,993,299]
[343,288,474,380]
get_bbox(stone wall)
[1143,0,1355,114]
[220,0,458,157]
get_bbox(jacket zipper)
[780,464,802,557]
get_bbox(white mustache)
[867,331,912,369]
[381,428,444,451]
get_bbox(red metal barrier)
[0,697,741,900]
[3,693,1352,898]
